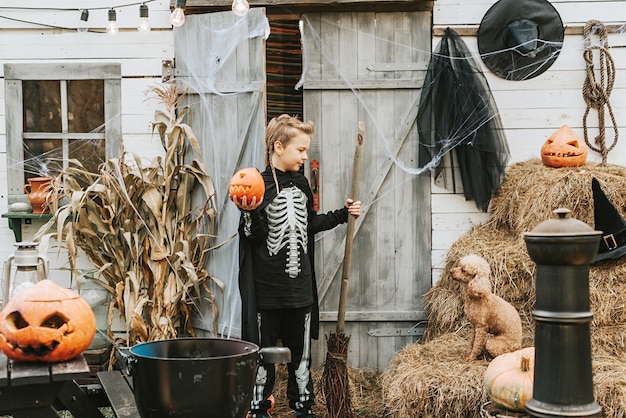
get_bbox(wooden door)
[174,9,268,338]
[301,11,432,370]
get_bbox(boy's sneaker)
[295,410,316,418]
[247,394,275,418]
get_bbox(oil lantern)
[2,242,49,306]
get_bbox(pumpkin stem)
[521,354,531,372]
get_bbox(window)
[4,63,122,204]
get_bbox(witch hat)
[592,177,626,263]
[477,0,564,81]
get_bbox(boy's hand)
[231,194,263,211]
[346,199,361,217]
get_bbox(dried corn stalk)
[36,82,220,345]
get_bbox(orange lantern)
[229,168,265,204]
[0,280,96,362]
[540,125,588,168]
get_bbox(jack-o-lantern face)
[229,167,265,204]
[541,125,588,168]
[0,280,96,362]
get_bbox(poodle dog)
[451,254,522,361]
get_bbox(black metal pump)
[523,208,602,417]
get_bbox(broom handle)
[336,121,364,334]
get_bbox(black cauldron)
[121,338,290,418]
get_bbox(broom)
[323,121,364,418]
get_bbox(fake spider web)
[17,9,620,343]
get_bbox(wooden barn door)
[174,9,268,337]
[301,11,432,370]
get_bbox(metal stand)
[524,209,602,418]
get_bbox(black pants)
[250,306,315,413]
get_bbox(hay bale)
[592,324,626,358]
[424,223,535,341]
[383,159,626,418]
[489,159,626,235]
[269,365,385,418]
[594,353,626,418]
[590,259,626,328]
[381,332,490,418]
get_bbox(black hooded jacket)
[238,166,348,344]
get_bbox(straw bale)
[269,365,385,418]
[381,332,490,418]
[383,159,626,417]
[592,324,626,358]
[590,258,626,328]
[593,352,626,418]
[381,334,626,418]
[424,223,535,341]
[489,159,626,235]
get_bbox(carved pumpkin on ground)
[229,167,265,205]
[541,125,588,168]
[484,346,535,412]
[0,279,96,362]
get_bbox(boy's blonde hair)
[265,114,315,166]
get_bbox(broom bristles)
[323,331,353,418]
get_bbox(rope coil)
[582,20,618,165]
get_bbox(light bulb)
[106,8,119,35]
[170,0,186,27]
[232,0,250,17]
[77,9,89,33]
[137,3,151,33]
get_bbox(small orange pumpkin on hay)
[484,346,535,412]
[540,125,588,168]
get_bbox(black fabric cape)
[417,28,510,212]
[238,168,322,345]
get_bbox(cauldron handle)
[116,346,137,376]
[259,347,291,364]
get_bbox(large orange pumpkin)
[484,346,535,412]
[0,279,96,362]
[229,167,264,205]
[540,125,588,168]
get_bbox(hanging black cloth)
[417,28,510,212]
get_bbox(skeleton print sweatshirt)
[238,166,348,342]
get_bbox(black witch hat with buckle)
[592,177,626,263]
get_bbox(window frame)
[4,63,122,204]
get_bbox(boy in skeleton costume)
[234,115,361,418]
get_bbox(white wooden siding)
[435,0,626,26]
[431,0,626,283]
[0,1,174,297]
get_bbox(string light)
[0,2,157,33]
[232,0,250,17]
[106,8,119,35]
[77,9,89,33]
[170,0,186,27]
[137,3,151,33]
